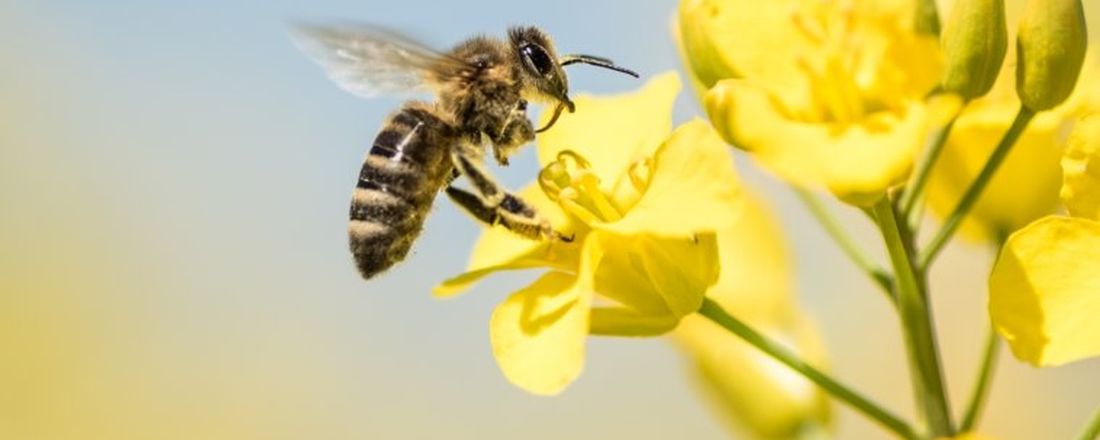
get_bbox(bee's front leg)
[490,100,535,166]
[448,150,571,242]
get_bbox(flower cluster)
[424,0,1100,438]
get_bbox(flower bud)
[1015,0,1087,111]
[915,0,942,36]
[940,0,1007,99]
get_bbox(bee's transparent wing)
[290,23,465,98]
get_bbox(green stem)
[900,114,960,222]
[697,298,920,440]
[959,327,1000,432]
[793,187,895,298]
[919,107,1035,269]
[1076,406,1100,440]
[873,199,955,436]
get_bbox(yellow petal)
[434,260,548,298]
[989,216,1100,366]
[670,16,713,101]
[677,0,811,96]
[706,79,926,205]
[636,233,720,318]
[433,183,572,297]
[1062,113,1100,221]
[674,312,832,439]
[925,105,1063,241]
[595,233,719,321]
[590,234,678,316]
[589,307,679,337]
[489,238,603,395]
[707,188,797,324]
[536,72,679,192]
[599,120,742,237]
[585,232,719,337]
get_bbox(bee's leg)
[448,151,571,242]
[490,100,535,166]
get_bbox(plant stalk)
[794,186,895,298]
[873,199,955,436]
[919,107,1035,268]
[960,327,1001,432]
[698,298,920,440]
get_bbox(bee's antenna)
[536,102,568,133]
[560,54,640,78]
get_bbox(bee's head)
[508,26,639,132]
[509,26,573,112]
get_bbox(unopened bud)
[915,0,943,36]
[1015,0,1087,111]
[941,0,1007,99]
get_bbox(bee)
[292,23,638,279]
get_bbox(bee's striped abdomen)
[350,102,454,279]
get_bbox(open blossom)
[679,0,950,205]
[989,114,1100,367]
[434,73,743,394]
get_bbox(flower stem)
[1077,405,1100,440]
[697,298,920,440]
[959,326,1001,432]
[900,114,960,223]
[919,107,1035,268]
[872,199,955,436]
[793,187,895,298]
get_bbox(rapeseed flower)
[435,73,743,394]
[679,0,948,205]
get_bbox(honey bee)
[292,23,638,279]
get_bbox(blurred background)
[1,0,1098,439]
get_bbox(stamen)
[557,189,603,225]
[538,161,570,202]
[628,157,654,193]
[556,150,592,170]
[576,171,622,222]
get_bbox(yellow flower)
[434,73,743,394]
[674,191,831,439]
[989,114,1100,366]
[925,53,1100,242]
[680,0,946,205]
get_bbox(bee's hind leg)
[447,151,571,242]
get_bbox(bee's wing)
[290,23,467,98]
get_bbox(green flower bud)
[940,0,1007,99]
[915,0,942,36]
[1015,0,1088,111]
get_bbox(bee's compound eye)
[521,44,555,77]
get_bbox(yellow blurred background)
[1,0,1098,439]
